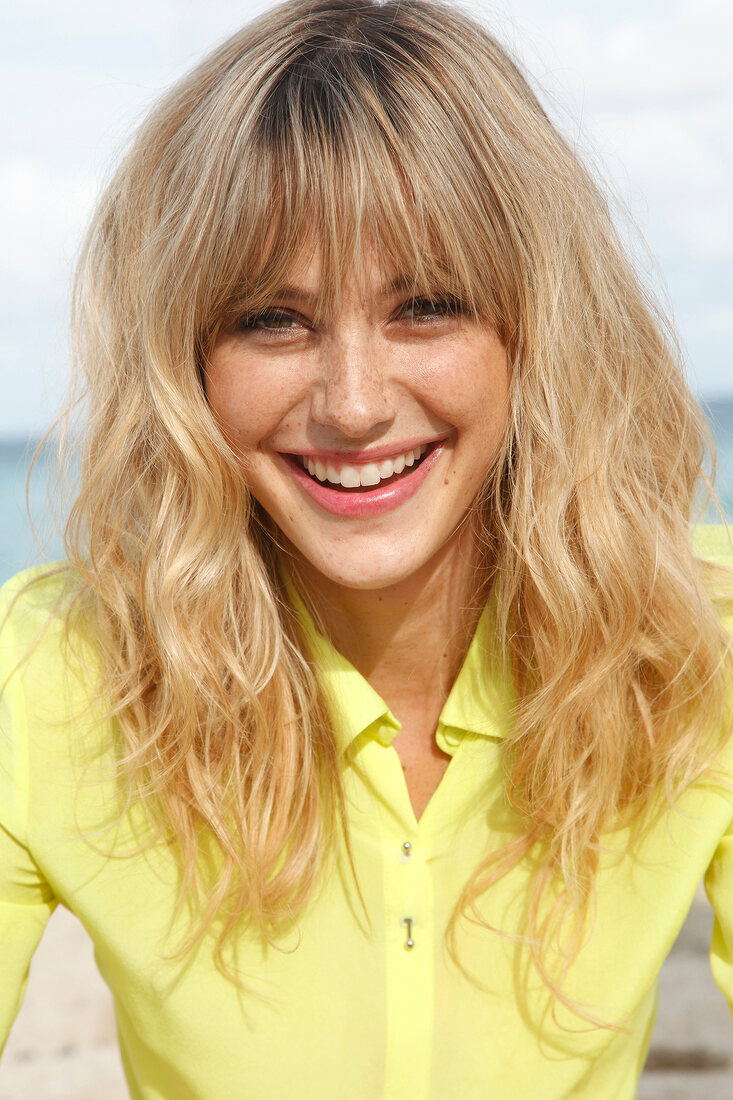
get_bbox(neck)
[289,526,491,721]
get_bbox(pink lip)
[281,441,445,518]
[294,439,441,465]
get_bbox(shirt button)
[401,917,415,950]
[398,840,412,863]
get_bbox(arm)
[706,819,733,1018]
[0,824,56,1050]
[0,576,57,1052]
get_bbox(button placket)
[398,840,416,947]
[383,820,432,1099]
[369,743,432,1098]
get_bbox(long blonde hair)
[61,0,732,1009]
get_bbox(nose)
[310,333,395,440]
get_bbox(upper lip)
[280,437,446,465]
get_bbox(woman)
[2,0,732,1096]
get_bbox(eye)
[234,308,305,335]
[398,295,462,323]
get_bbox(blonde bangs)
[194,29,523,345]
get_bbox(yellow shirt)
[2,527,733,1099]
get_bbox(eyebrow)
[383,274,425,295]
[267,284,318,308]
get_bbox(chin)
[298,546,434,593]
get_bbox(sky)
[0,0,731,436]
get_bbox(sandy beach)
[2,886,732,1099]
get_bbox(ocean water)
[2,401,733,586]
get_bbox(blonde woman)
[1,1,732,1096]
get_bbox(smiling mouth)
[292,443,431,492]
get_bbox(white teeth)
[340,465,361,488]
[300,444,427,487]
[359,463,381,487]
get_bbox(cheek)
[221,399,300,451]
[206,354,301,450]
[419,346,509,436]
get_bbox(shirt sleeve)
[0,826,56,1050]
[0,579,57,1052]
[706,815,733,1018]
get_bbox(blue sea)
[2,400,733,586]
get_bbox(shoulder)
[0,561,99,743]
[0,558,93,704]
[693,524,733,631]
[1,561,80,628]
[693,523,733,567]
[0,564,112,842]
[0,562,90,670]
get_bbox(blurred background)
[0,1,731,1097]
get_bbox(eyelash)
[234,295,462,335]
[400,295,462,322]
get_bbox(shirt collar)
[287,581,513,753]
[303,610,402,751]
[437,599,514,741]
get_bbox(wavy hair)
[59,0,732,1013]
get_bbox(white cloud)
[510,0,733,106]
[702,305,733,340]
[0,160,97,293]
[487,0,733,396]
[0,159,98,435]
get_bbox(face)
[204,247,509,597]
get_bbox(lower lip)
[281,443,445,518]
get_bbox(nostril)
[312,369,395,437]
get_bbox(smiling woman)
[205,250,509,590]
[2,1,733,1098]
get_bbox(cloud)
[508,0,733,106]
[0,159,98,436]
[483,0,733,394]
[0,160,97,297]
[702,305,733,341]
